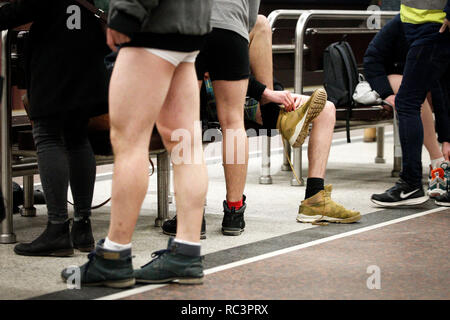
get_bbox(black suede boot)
[14,220,73,257]
[71,217,95,252]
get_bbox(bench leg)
[20,175,36,217]
[290,147,304,186]
[259,135,272,184]
[375,127,386,164]
[0,179,16,244]
[281,139,291,171]
[392,111,402,177]
[155,151,170,227]
[0,59,16,243]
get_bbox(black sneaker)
[71,217,95,252]
[14,220,74,257]
[222,195,246,236]
[134,238,203,285]
[61,239,135,288]
[371,179,428,207]
[162,211,206,239]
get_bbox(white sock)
[104,237,132,251]
[174,238,201,246]
[431,157,445,170]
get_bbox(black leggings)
[32,115,96,223]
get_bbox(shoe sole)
[14,248,74,257]
[435,200,450,207]
[162,230,207,240]
[290,89,327,148]
[62,276,136,289]
[370,196,429,207]
[135,277,203,285]
[428,189,446,198]
[221,228,245,236]
[74,245,95,253]
[296,214,361,224]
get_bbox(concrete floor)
[1,128,446,300]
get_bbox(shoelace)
[83,250,97,277]
[140,249,169,268]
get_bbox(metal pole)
[375,126,386,164]
[259,134,272,184]
[20,175,36,217]
[281,139,291,171]
[290,147,304,186]
[155,151,169,227]
[0,30,16,243]
[392,109,402,177]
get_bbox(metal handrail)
[1,30,15,243]
[294,10,399,94]
[267,9,307,28]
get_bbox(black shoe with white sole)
[435,193,450,207]
[371,179,428,207]
[162,212,206,240]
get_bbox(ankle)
[172,238,201,257]
[227,198,243,210]
[104,237,132,251]
[305,178,324,200]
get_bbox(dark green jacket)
[108,0,212,36]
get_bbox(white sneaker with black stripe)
[371,179,429,207]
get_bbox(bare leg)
[157,63,208,243]
[107,48,175,244]
[249,15,274,125]
[307,101,336,178]
[213,80,249,202]
[388,74,443,161]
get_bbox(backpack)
[323,40,359,142]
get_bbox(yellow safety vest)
[401,0,447,24]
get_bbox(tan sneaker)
[276,88,327,148]
[297,185,361,224]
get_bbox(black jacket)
[0,0,109,120]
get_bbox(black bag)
[323,40,359,142]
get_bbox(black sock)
[305,178,324,200]
[260,102,280,130]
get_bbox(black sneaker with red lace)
[222,195,246,236]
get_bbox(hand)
[384,94,396,108]
[292,94,303,109]
[442,142,450,161]
[262,89,295,111]
[107,28,131,52]
[439,18,450,33]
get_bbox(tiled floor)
[1,128,449,300]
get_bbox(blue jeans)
[396,41,450,188]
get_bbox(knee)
[219,115,245,131]
[322,101,336,125]
[255,15,271,35]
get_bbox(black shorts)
[195,28,250,81]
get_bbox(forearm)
[247,75,266,102]
[363,61,394,99]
